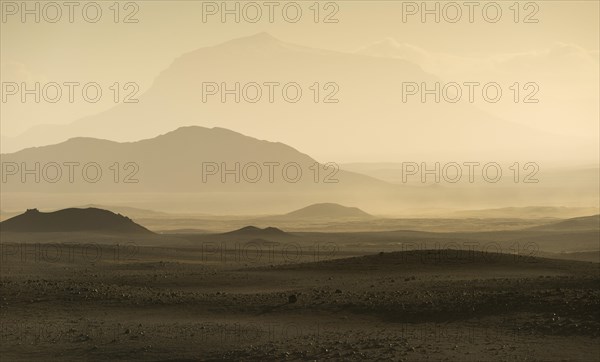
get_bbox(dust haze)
[1,1,599,361]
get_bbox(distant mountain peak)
[238,226,261,232]
[160,126,240,137]
[373,37,402,47]
[215,31,286,49]
[246,31,279,42]
[153,125,264,142]
[205,31,321,55]
[286,203,372,219]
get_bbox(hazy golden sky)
[1,1,598,162]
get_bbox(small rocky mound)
[222,226,288,237]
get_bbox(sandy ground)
[1,243,599,361]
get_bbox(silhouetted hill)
[285,203,371,219]
[273,249,599,273]
[222,226,288,237]
[1,126,387,193]
[529,215,600,232]
[0,208,153,234]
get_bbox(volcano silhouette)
[0,208,153,234]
